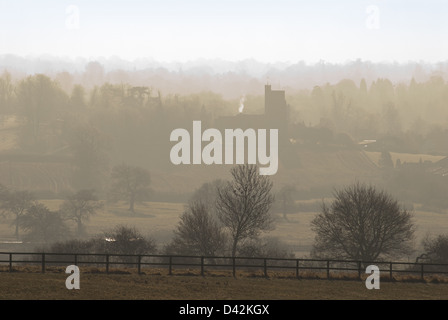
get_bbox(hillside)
[0,147,382,198]
[0,114,439,199]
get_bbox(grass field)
[1,182,448,301]
[1,199,447,257]
[364,151,446,167]
[1,270,448,300]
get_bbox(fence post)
[420,263,424,281]
[357,261,362,279]
[201,256,204,276]
[106,254,109,274]
[138,255,141,275]
[389,262,393,280]
[41,253,45,273]
[326,260,330,279]
[9,253,12,272]
[232,257,236,278]
[169,256,172,275]
[296,259,299,279]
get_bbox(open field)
[1,270,448,300]
[1,199,448,258]
[0,148,383,196]
[365,151,446,167]
[2,197,447,301]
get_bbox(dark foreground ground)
[1,269,448,300]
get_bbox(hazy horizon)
[1,1,448,64]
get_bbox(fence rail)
[1,251,448,280]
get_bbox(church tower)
[264,84,288,129]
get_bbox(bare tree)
[311,183,415,262]
[420,234,448,263]
[167,201,226,256]
[277,184,297,221]
[109,164,151,213]
[216,164,275,257]
[60,189,103,236]
[0,184,37,239]
[2,189,36,239]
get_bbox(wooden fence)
[1,251,448,280]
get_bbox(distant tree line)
[0,185,102,243]
[2,70,448,196]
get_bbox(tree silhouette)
[420,234,448,263]
[189,179,226,217]
[60,189,103,236]
[216,164,275,257]
[311,183,415,262]
[109,164,151,213]
[379,150,394,169]
[15,74,67,150]
[3,190,36,239]
[277,184,297,221]
[167,201,226,256]
[18,203,69,244]
[101,224,157,255]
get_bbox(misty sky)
[1,0,447,64]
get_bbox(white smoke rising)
[238,95,246,113]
